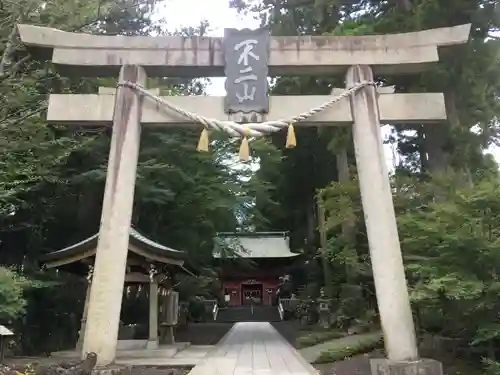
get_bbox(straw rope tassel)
[239,136,250,162]
[197,128,209,152]
[286,123,297,148]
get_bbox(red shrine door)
[241,282,263,305]
[222,277,280,306]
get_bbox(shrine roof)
[213,232,299,259]
[40,228,186,267]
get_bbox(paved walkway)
[116,345,214,366]
[188,322,318,375]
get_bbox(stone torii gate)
[18,23,470,371]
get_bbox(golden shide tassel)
[239,136,250,162]
[286,123,297,148]
[197,128,209,152]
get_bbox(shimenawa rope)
[116,80,374,161]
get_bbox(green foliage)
[296,330,344,349]
[176,269,222,302]
[314,335,383,363]
[0,267,39,321]
[394,175,500,345]
[483,359,500,375]
[322,171,500,361]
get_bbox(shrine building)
[40,228,191,354]
[213,232,299,307]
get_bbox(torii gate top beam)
[17,24,471,77]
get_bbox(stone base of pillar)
[162,326,175,345]
[370,358,443,375]
[146,340,159,350]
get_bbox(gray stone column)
[82,65,146,365]
[76,266,93,351]
[163,289,177,345]
[147,280,159,349]
[346,65,418,361]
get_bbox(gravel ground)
[2,359,192,375]
[312,351,383,375]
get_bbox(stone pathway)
[44,344,214,367]
[188,322,318,375]
[117,345,214,366]
[299,332,382,364]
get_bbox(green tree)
[0,267,33,321]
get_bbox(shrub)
[296,330,345,348]
[314,335,383,363]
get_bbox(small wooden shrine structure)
[40,228,190,351]
[213,232,299,307]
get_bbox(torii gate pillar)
[347,65,444,374]
[348,65,418,360]
[82,65,146,363]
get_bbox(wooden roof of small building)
[41,228,187,269]
[213,232,299,259]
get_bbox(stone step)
[216,306,281,323]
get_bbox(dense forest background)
[1,0,500,372]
